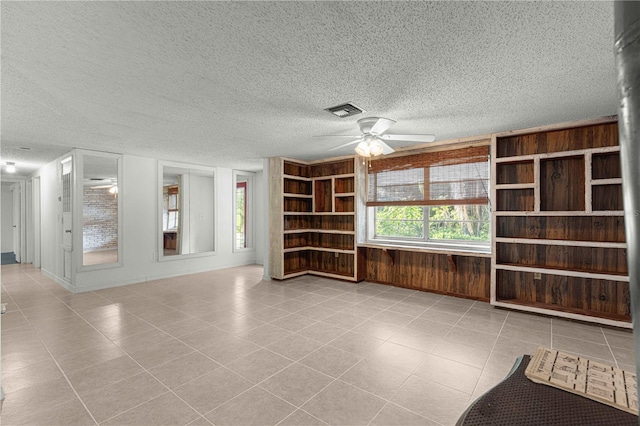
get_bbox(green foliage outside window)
[235,187,245,248]
[376,206,424,238]
[375,205,490,241]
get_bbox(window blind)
[367,145,490,206]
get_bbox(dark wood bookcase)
[270,156,365,281]
[491,119,630,327]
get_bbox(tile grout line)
[6,277,101,425]
[36,283,261,424]
[468,310,510,400]
[600,326,619,368]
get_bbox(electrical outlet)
[533,272,542,280]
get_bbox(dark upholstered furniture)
[457,355,637,426]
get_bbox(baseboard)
[73,261,262,293]
[41,268,76,293]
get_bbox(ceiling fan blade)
[380,134,436,143]
[84,178,113,187]
[314,135,361,138]
[369,118,396,135]
[377,140,396,155]
[328,138,362,151]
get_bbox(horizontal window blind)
[367,146,489,206]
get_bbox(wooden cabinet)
[270,156,365,281]
[491,120,630,327]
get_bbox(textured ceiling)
[1,1,617,176]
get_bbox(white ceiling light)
[324,117,436,157]
[355,135,385,158]
[354,141,370,157]
[6,162,16,173]
[369,140,384,156]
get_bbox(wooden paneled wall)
[361,248,491,301]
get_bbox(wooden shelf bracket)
[447,254,457,273]
[383,248,396,266]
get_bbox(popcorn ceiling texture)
[1,1,617,174]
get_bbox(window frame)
[233,170,255,252]
[369,204,491,251]
[365,144,491,254]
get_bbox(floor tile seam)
[423,302,474,341]
[84,341,222,422]
[366,400,391,426]
[201,382,298,420]
[18,328,101,426]
[366,363,428,417]
[551,333,612,349]
[469,311,509,397]
[459,309,509,325]
[292,321,351,343]
[274,407,330,426]
[381,303,430,319]
[198,344,264,367]
[0,386,92,425]
[374,400,449,426]
[323,336,384,358]
[255,372,336,410]
[49,299,230,420]
[380,327,444,354]
[246,329,310,352]
[599,327,620,368]
[607,341,636,352]
[97,389,185,425]
[263,346,348,381]
[442,321,504,340]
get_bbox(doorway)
[1,182,21,265]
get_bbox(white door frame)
[32,176,41,267]
[3,177,27,263]
[11,183,21,262]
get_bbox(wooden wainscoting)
[360,247,491,301]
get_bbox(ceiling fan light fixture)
[355,141,370,156]
[369,140,384,156]
[5,162,16,173]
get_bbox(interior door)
[61,157,73,281]
[11,183,21,263]
[33,177,41,267]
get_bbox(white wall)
[32,153,259,292]
[254,169,265,266]
[1,185,13,252]
[189,174,215,254]
[36,160,64,283]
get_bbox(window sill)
[359,241,491,258]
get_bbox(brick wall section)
[83,187,118,251]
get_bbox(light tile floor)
[1,263,635,425]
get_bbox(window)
[367,145,490,250]
[163,185,179,231]
[158,162,215,259]
[233,171,254,251]
[236,181,246,248]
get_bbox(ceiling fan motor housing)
[358,117,387,134]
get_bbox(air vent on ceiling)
[324,102,364,118]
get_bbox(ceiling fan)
[323,117,436,157]
[85,178,118,194]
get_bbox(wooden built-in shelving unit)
[270,156,365,281]
[491,120,631,327]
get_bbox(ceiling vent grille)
[324,102,364,118]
